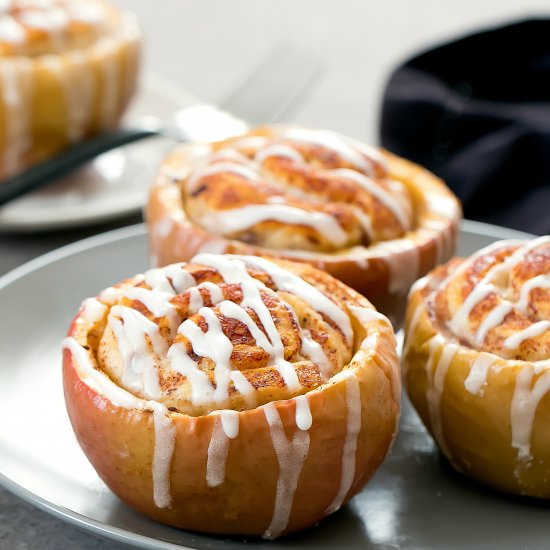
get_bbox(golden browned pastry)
[0,0,140,177]
[402,236,550,497]
[63,254,400,537]
[146,126,461,327]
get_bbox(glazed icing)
[198,203,349,247]
[263,401,310,539]
[326,370,361,514]
[424,336,456,457]
[206,410,240,488]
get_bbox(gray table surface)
[1,0,549,548]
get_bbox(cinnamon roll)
[402,236,550,497]
[0,0,140,177]
[146,126,461,326]
[63,254,400,537]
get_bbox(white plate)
[1,220,547,550]
[0,74,198,232]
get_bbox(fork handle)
[0,127,161,207]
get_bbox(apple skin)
[62,309,400,537]
[403,281,550,499]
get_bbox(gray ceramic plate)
[0,220,546,550]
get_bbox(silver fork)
[0,46,323,206]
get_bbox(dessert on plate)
[402,236,550,497]
[146,125,461,326]
[63,254,400,537]
[0,0,140,177]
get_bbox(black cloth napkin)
[380,18,550,235]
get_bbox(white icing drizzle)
[326,370,361,514]
[124,286,175,319]
[503,321,550,350]
[348,303,391,326]
[374,239,420,294]
[255,143,305,165]
[516,274,550,313]
[0,59,32,174]
[425,337,457,457]
[81,297,107,324]
[511,364,550,460]
[186,281,224,314]
[230,254,353,343]
[62,337,176,509]
[198,203,348,247]
[151,402,176,508]
[218,300,300,389]
[206,410,239,488]
[348,304,399,413]
[100,285,126,305]
[0,0,107,37]
[109,305,167,399]
[179,307,235,403]
[63,336,141,408]
[167,342,214,404]
[448,284,494,341]
[331,168,411,230]
[189,254,301,391]
[464,353,497,395]
[474,302,512,346]
[300,328,332,380]
[20,7,68,32]
[280,128,373,173]
[0,15,24,43]
[229,370,255,398]
[220,408,240,438]
[263,402,310,539]
[123,266,196,337]
[187,161,260,190]
[68,1,104,24]
[294,395,312,431]
[408,275,429,297]
[424,218,450,264]
[146,264,196,294]
[232,135,269,150]
[425,193,461,220]
[187,286,203,314]
[210,148,250,164]
[351,206,375,242]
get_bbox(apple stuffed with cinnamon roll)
[146,125,461,326]
[402,236,550,497]
[0,0,140,177]
[62,254,400,537]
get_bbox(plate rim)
[0,219,537,549]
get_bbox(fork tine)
[220,45,324,125]
[252,59,324,124]
[219,47,293,114]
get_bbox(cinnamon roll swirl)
[0,0,140,177]
[63,254,400,537]
[403,236,550,497]
[147,126,461,326]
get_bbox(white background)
[117,0,550,142]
